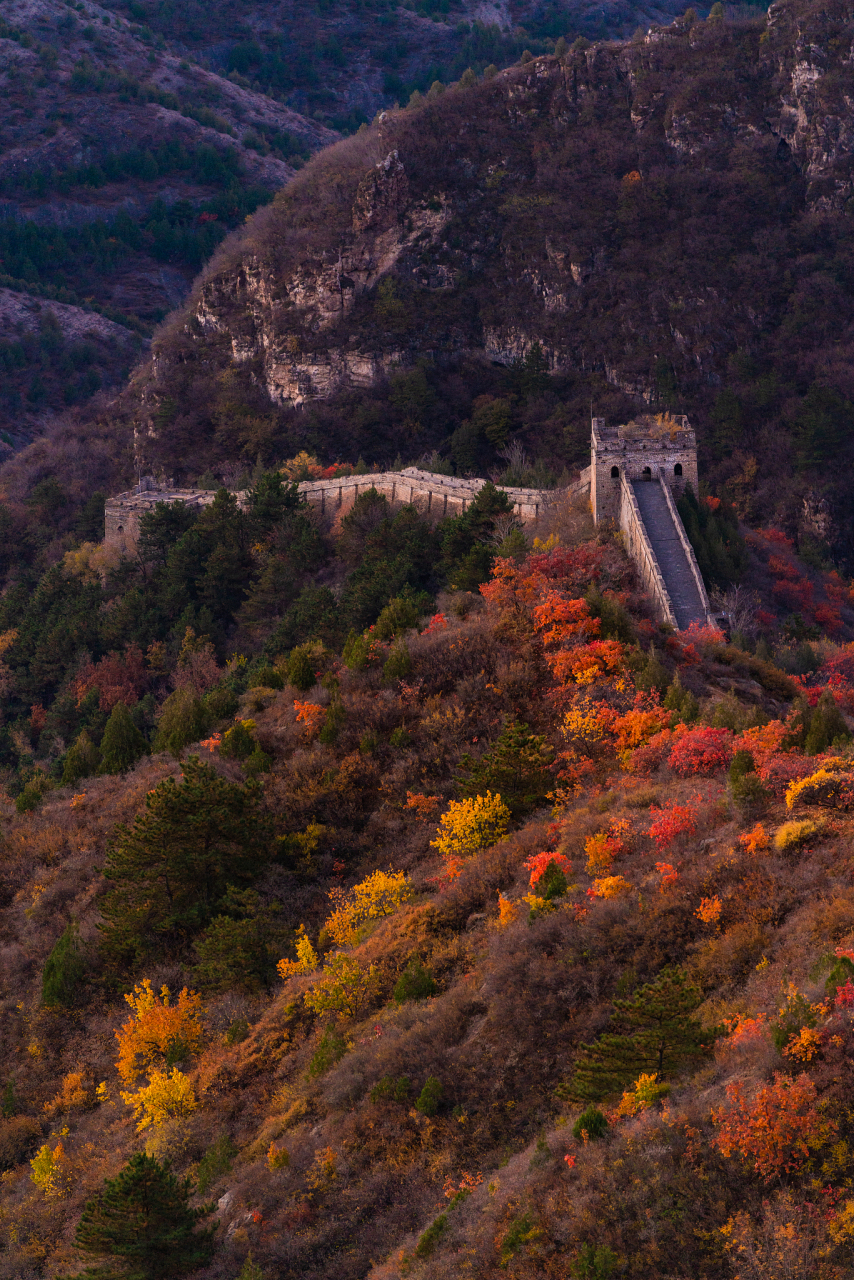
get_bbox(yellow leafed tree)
[277,926,319,980]
[430,793,510,860]
[121,1068,198,1132]
[324,869,412,947]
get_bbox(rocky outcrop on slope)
[164,2,854,416]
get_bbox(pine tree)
[61,729,101,786]
[153,687,211,757]
[73,1152,214,1279]
[99,756,271,967]
[805,689,849,755]
[42,920,85,1008]
[99,703,147,775]
[456,718,555,817]
[562,968,714,1102]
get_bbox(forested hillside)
[1,470,854,1279]
[2,1,854,1277]
[122,0,854,571]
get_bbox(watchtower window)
[610,465,619,478]
[674,463,683,476]
[641,467,652,480]
[117,524,124,534]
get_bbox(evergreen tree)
[42,920,85,1008]
[562,968,713,1102]
[805,689,849,755]
[99,702,147,775]
[99,756,271,967]
[73,1152,214,1279]
[61,729,101,786]
[153,688,210,756]
[456,718,555,817]
[247,469,300,534]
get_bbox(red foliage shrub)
[647,798,699,850]
[759,754,814,796]
[668,727,734,776]
[74,643,149,711]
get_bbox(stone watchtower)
[590,414,698,525]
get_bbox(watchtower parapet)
[591,414,698,525]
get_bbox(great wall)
[105,417,717,631]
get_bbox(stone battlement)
[104,467,570,555]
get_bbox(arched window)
[610,465,619,478]
[117,524,124,534]
[642,467,652,480]
[674,463,683,476]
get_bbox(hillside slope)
[130,0,854,568]
[1,489,854,1280]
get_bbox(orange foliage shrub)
[587,874,631,899]
[740,823,769,855]
[655,861,679,891]
[712,1072,835,1181]
[524,850,571,887]
[405,792,441,819]
[294,700,325,739]
[115,980,205,1086]
[612,697,671,755]
[695,896,722,925]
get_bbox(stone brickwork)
[618,475,680,629]
[104,479,228,558]
[591,414,698,525]
[104,467,563,554]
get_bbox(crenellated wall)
[104,467,566,554]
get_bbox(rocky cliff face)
[170,4,854,414]
[133,0,854,560]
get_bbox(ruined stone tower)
[590,414,698,526]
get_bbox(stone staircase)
[631,478,709,630]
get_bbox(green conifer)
[61,729,101,786]
[456,718,555,817]
[99,702,147,775]
[561,968,714,1102]
[99,756,270,967]
[42,920,85,1008]
[73,1152,214,1279]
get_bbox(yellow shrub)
[324,869,412,947]
[267,1142,291,1171]
[584,832,613,876]
[616,1073,670,1117]
[30,1141,67,1197]
[590,875,631,899]
[774,820,820,852]
[304,953,380,1020]
[120,1068,198,1132]
[44,1070,94,1116]
[785,767,854,812]
[497,893,519,927]
[430,792,510,859]
[278,927,319,980]
[784,1027,822,1062]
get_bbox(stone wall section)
[657,476,715,625]
[617,474,679,629]
[104,467,566,553]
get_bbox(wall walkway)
[626,475,714,629]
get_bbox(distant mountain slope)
[0,0,337,438]
[133,0,854,567]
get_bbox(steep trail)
[631,479,707,629]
